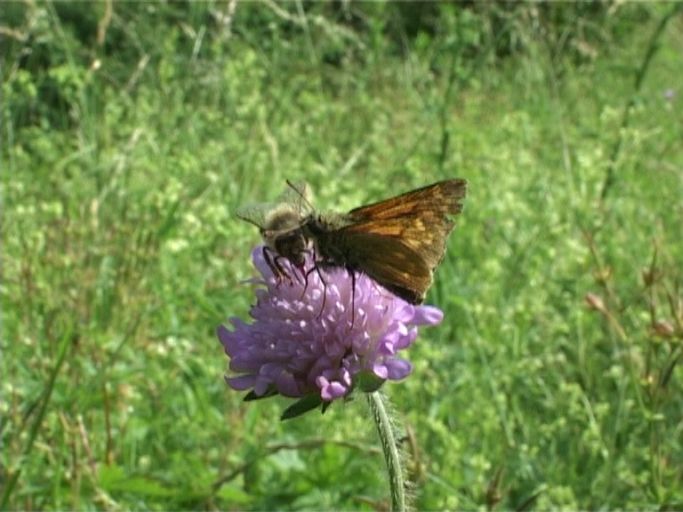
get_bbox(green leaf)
[244,388,278,401]
[280,394,324,421]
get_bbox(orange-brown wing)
[340,179,467,271]
[346,179,467,221]
[339,232,433,304]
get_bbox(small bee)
[236,182,312,283]
[237,179,467,304]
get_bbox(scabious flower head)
[217,247,443,404]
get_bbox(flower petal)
[412,305,444,326]
[225,374,257,391]
[384,359,412,380]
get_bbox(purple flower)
[217,247,443,403]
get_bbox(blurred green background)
[2,1,682,509]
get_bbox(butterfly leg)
[300,263,328,317]
[299,250,318,299]
[298,246,320,299]
[314,264,328,318]
[349,267,356,327]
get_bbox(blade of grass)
[0,325,74,509]
[600,2,683,200]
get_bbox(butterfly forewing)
[346,179,466,221]
[341,179,467,288]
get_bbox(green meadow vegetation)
[2,2,683,509]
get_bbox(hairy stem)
[368,391,407,512]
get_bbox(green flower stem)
[367,391,406,512]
